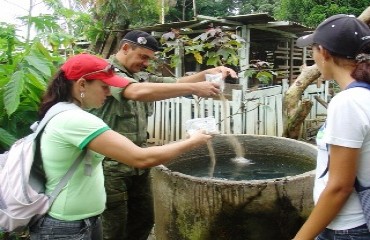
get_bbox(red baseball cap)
[61,53,129,88]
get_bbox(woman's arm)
[87,129,212,168]
[293,145,360,240]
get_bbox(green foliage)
[0,0,93,152]
[0,230,27,240]
[95,0,160,28]
[196,0,238,18]
[275,0,369,27]
[4,42,56,115]
[158,26,278,87]
[0,23,18,65]
[0,38,62,151]
[238,0,279,15]
[159,27,277,85]
[160,27,245,68]
[166,0,278,21]
[244,60,276,85]
[0,0,182,155]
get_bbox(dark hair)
[351,43,370,83]
[38,70,74,119]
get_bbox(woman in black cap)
[293,14,370,240]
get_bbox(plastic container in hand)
[205,73,224,92]
[185,117,218,136]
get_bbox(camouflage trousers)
[102,167,154,240]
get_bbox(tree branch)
[282,6,370,139]
[358,6,370,25]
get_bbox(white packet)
[205,73,224,92]
[185,117,218,136]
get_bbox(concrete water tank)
[151,134,317,240]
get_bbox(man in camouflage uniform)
[90,30,237,240]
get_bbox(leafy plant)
[0,0,97,152]
[160,27,245,68]
[0,37,63,151]
[244,60,277,85]
[275,0,369,27]
[159,27,277,86]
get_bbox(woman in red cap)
[294,14,370,240]
[29,53,213,240]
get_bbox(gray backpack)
[0,102,86,232]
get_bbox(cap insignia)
[137,37,147,45]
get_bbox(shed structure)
[97,13,314,91]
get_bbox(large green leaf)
[4,70,25,116]
[0,128,17,150]
[256,71,274,84]
[31,41,56,63]
[24,55,52,78]
[206,55,221,67]
[217,48,234,61]
[185,44,204,52]
[23,87,42,105]
[26,70,48,90]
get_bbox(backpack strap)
[29,103,87,225]
[318,143,330,179]
[346,81,370,91]
[29,149,87,227]
[32,102,80,136]
[35,102,87,202]
[48,149,87,203]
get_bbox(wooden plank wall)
[274,40,314,84]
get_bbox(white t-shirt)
[41,107,110,221]
[315,86,370,230]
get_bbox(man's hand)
[192,81,221,98]
[206,66,238,79]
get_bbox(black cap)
[296,14,370,59]
[123,30,159,52]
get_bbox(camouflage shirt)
[89,55,175,175]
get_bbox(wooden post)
[193,0,197,18]
[289,38,294,83]
[175,40,184,78]
[238,25,250,92]
[160,0,165,24]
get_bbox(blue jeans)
[29,214,102,240]
[316,224,370,240]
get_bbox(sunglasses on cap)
[80,64,115,79]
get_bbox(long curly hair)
[38,70,74,119]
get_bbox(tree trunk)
[193,0,197,17]
[282,6,370,139]
[182,0,186,21]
